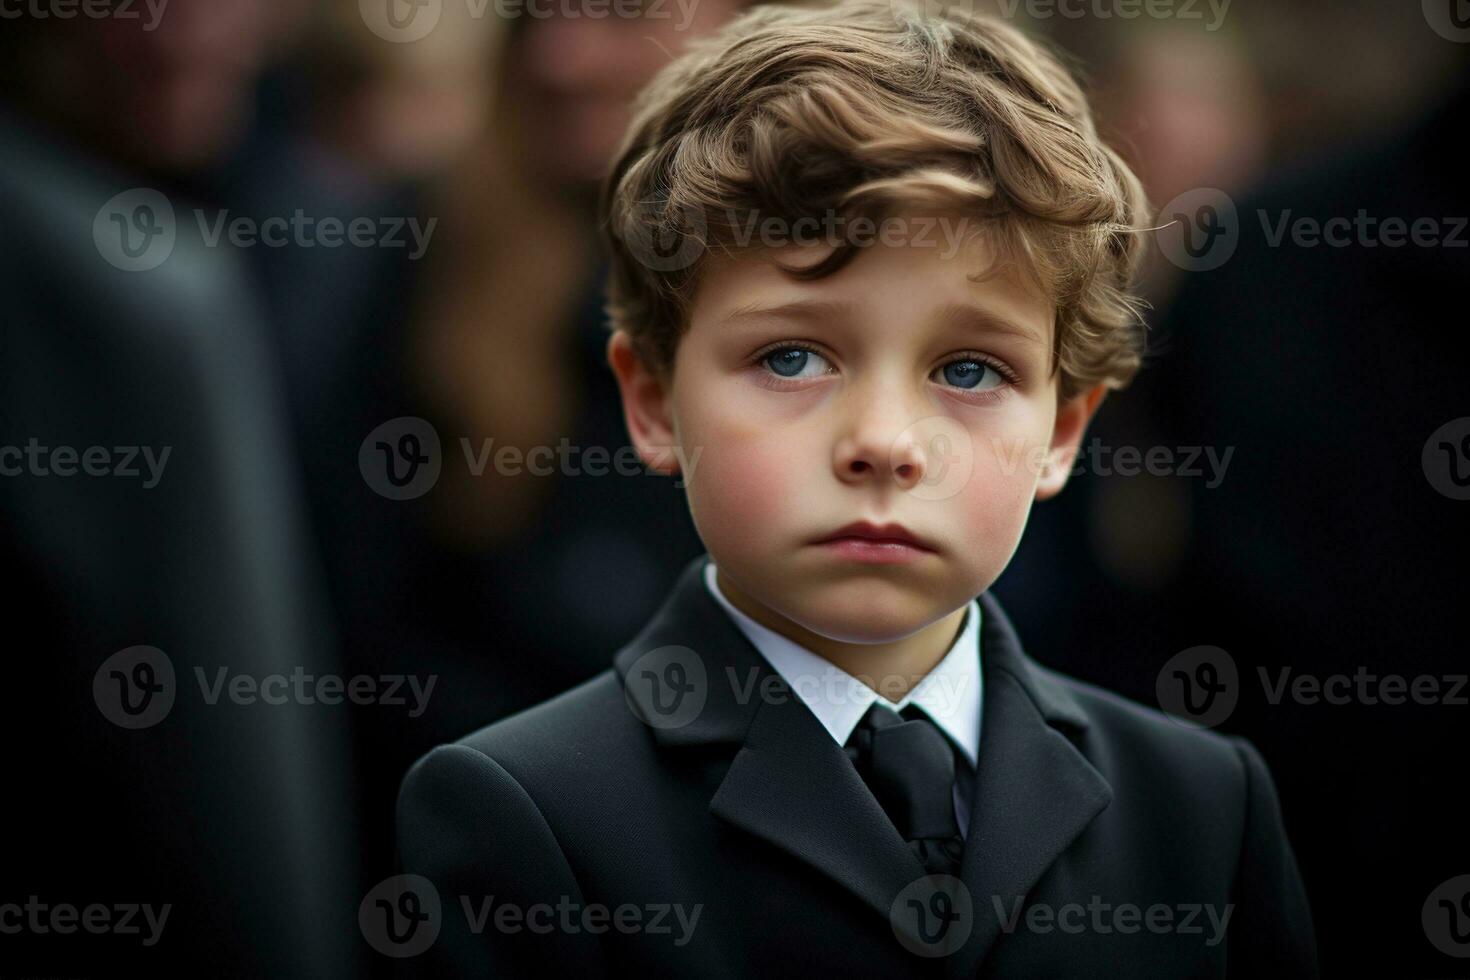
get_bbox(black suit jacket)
[396,556,1316,977]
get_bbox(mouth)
[810,521,937,564]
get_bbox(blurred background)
[1,0,1465,975]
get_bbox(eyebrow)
[720,298,1047,347]
[932,301,1048,348]
[720,299,849,324]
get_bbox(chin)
[791,592,937,646]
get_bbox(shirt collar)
[703,561,982,767]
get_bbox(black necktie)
[844,701,965,877]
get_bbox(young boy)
[395,1,1316,975]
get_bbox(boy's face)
[610,214,1105,645]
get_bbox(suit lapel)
[615,556,928,926]
[709,677,930,924]
[943,593,1113,979]
[614,558,1114,970]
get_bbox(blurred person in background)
[1152,64,1470,979]
[336,0,749,787]
[986,3,1469,974]
[987,10,1272,702]
[0,1,364,976]
[982,0,1465,674]
[400,0,750,711]
[230,0,751,913]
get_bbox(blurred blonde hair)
[601,0,1150,400]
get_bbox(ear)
[1035,383,1107,500]
[607,330,681,476]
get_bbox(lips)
[813,521,936,552]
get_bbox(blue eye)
[762,347,830,379]
[940,359,1002,390]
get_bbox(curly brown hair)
[600,0,1150,401]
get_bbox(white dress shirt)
[704,560,983,839]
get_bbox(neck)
[715,567,968,701]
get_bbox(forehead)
[688,221,1055,350]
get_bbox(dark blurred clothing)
[0,105,362,978]
[1153,78,1470,977]
[207,77,706,893]
[311,258,706,879]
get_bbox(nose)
[831,378,930,491]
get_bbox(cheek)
[950,418,1048,553]
[681,404,802,547]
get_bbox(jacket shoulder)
[408,668,649,797]
[1038,665,1263,801]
